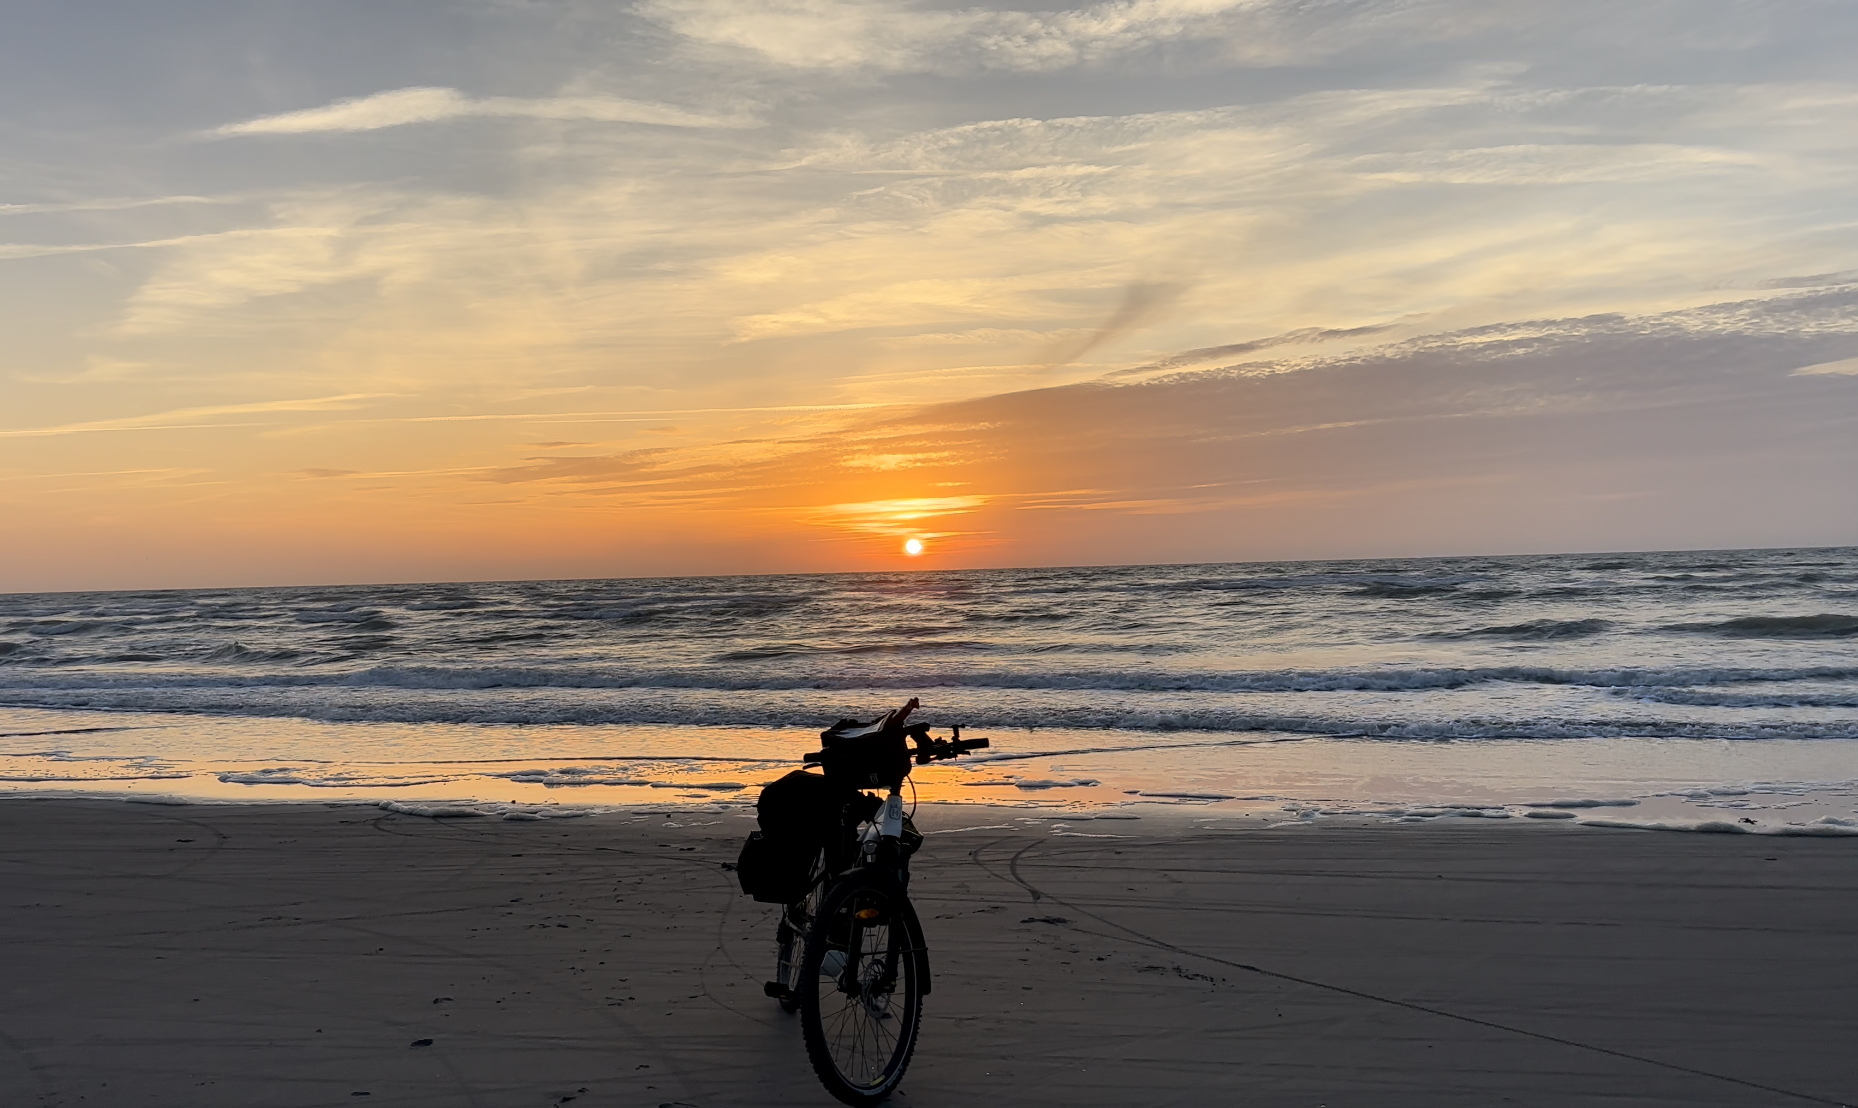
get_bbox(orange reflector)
[855,908,881,921]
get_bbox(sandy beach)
[2,799,1854,1108]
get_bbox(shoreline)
[6,787,1858,838]
[8,704,1858,835]
[4,798,1855,1106]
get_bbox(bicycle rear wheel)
[798,872,923,1106]
[774,849,827,1013]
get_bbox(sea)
[3,548,1856,833]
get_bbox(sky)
[2,0,1856,592]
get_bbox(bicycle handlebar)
[798,717,988,769]
[911,734,988,764]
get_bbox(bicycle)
[735,698,990,1106]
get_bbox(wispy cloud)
[93,76,1854,361]
[1036,280,1186,371]
[813,495,989,537]
[1761,272,1858,290]
[380,404,882,427]
[0,231,243,261]
[839,451,957,470]
[0,398,884,439]
[0,394,385,438]
[1110,324,1399,377]
[212,86,751,136]
[641,0,1335,74]
[1792,356,1858,376]
[0,196,220,216]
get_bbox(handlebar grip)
[957,737,989,751]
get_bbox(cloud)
[1792,356,1858,376]
[814,495,989,538]
[1036,280,1186,370]
[638,0,1408,74]
[0,236,207,260]
[1110,324,1398,377]
[101,74,1854,366]
[438,288,1858,558]
[640,0,1222,71]
[0,394,385,438]
[212,87,750,136]
[839,451,957,470]
[478,447,676,485]
[729,276,1062,342]
[1760,272,1858,290]
[0,196,219,216]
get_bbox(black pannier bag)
[736,770,845,903]
[758,769,843,841]
[736,830,817,904]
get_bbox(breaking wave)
[1666,614,1858,638]
[1428,619,1614,640]
[2,661,1856,699]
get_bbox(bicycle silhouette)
[737,698,990,1105]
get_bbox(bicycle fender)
[837,866,933,996]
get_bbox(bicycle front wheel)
[798,872,923,1106]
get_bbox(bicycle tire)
[797,871,923,1106]
[774,849,828,1013]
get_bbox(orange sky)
[3,2,1856,591]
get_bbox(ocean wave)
[1665,614,1858,638]
[379,800,489,818]
[961,608,1075,623]
[1580,816,1858,836]
[1427,619,1613,641]
[1351,582,1462,598]
[1091,571,1481,595]
[5,619,125,637]
[294,608,393,626]
[0,771,193,782]
[216,767,444,788]
[2,660,1854,696]
[378,799,599,819]
[202,642,311,664]
[532,591,818,623]
[713,639,996,662]
[1616,687,1858,709]
[4,551,1855,754]
[1,684,1854,739]
[1526,797,1639,808]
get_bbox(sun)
[903,538,925,557]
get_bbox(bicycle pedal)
[763,981,792,1000]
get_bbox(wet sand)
[1,798,1854,1108]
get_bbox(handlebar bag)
[818,730,913,792]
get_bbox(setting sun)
[903,539,925,557]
